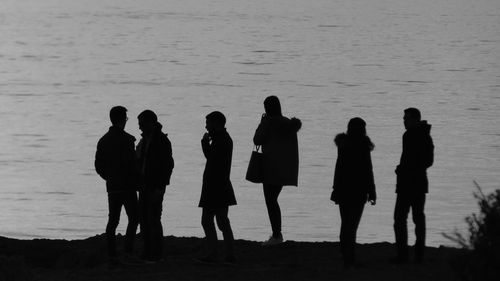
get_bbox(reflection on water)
[0,0,499,246]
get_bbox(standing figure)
[136,110,174,262]
[253,96,302,246]
[95,106,139,263]
[393,107,434,263]
[197,111,237,264]
[331,117,376,268]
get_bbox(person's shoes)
[389,256,409,264]
[121,253,145,265]
[193,256,218,265]
[142,257,163,264]
[107,257,124,269]
[415,255,424,264]
[223,255,237,266]
[261,236,284,247]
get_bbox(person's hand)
[330,189,339,204]
[261,113,267,121]
[368,193,377,205]
[202,132,210,142]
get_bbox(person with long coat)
[253,96,301,246]
[197,111,237,264]
[331,117,376,268]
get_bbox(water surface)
[1,0,499,246]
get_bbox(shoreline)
[0,234,464,281]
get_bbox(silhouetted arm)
[367,150,376,204]
[331,146,343,204]
[94,139,107,180]
[423,135,434,169]
[201,135,211,159]
[164,136,174,178]
[253,120,268,145]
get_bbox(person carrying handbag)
[252,96,301,246]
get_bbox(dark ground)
[0,235,464,281]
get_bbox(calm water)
[0,0,499,246]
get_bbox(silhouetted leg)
[151,190,165,260]
[394,193,411,260]
[215,206,234,258]
[350,202,365,264]
[201,208,218,258]
[139,191,152,260]
[263,184,283,238]
[338,204,350,265]
[339,201,365,266]
[123,191,139,254]
[412,194,426,262]
[106,193,123,258]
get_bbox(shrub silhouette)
[444,182,500,281]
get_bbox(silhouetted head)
[404,107,421,130]
[110,106,128,129]
[138,110,158,135]
[347,117,367,137]
[264,96,282,117]
[205,111,226,135]
[345,117,374,150]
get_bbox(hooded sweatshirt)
[137,122,174,191]
[396,120,434,193]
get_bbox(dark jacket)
[331,133,376,204]
[199,129,237,208]
[95,126,139,193]
[253,115,302,186]
[137,123,174,191]
[396,121,434,194]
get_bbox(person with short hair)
[95,106,139,263]
[136,110,174,262]
[196,111,237,264]
[393,107,434,263]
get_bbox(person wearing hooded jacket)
[331,117,376,268]
[136,110,174,262]
[392,107,434,264]
[253,96,302,246]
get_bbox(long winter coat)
[331,133,376,204]
[137,123,174,191]
[95,126,139,193]
[253,115,302,186]
[199,129,237,208]
[396,121,434,194]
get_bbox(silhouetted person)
[95,106,139,262]
[253,96,302,246]
[331,117,376,268]
[393,108,434,263]
[136,110,174,262]
[196,111,237,264]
